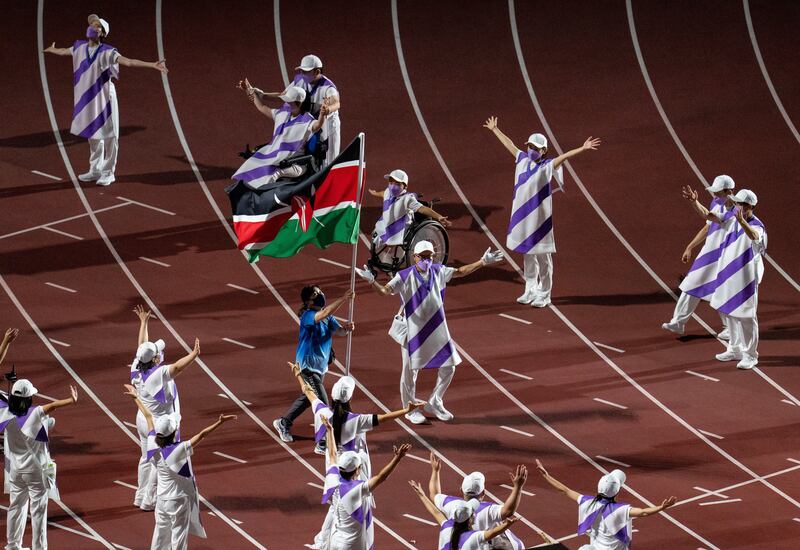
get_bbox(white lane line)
[499,368,533,381]
[222,337,255,350]
[782,399,797,406]
[113,480,137,490]
[123,421,138,430]
[500,425,534,438]
[218,393,253,406]
[327,370,343,378]
[593,398,628,410]
[113,544,134,550]
[592,341,625,354]
[35,393,57,402]
[208,511,244,525]
[698,429,724,440]
[699,498,742,507]
[0,201,131,241]
[498,313,532,325]
[49,338,70,347]
[116,196,176,216]
[319,257,350,269]
[500,484,535,497]
[227,283,259,295]
[596,455,631,468]
[45,282,76,293]
[675,462,800,507]
[405,453,430,464]
[403,513,438,527]
[42,225,84,240]
[685,370,720,382]
[793,518,800,523]
[0,503,97,543]
[139,256,171,268]
[787,458,800,466]
[31,169,61,181]
[307,482,324,490]
[213,451,248,464]
[693,486,729,499]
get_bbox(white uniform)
[386,264,461,410]
[322,466,374,550]
[577,495,632,550]
[293,74,341,164]
[70,40,121,179]
[435,495,524,549]
[373,189,423,246]
[506,152,564,301]
[437,519,486,550]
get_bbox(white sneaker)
[424,403,454,422]
[96,173,115,186]
[736,355,758,370]
[405,410,426,424]
[78,170,101,182]
[531,296,551,308]
[516,289,535,304]
[717,328,730,341]
[715,350,742,362]
[661,322,684,335]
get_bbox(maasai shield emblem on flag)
[226,134,365,262]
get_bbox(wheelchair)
[367,196,450,277]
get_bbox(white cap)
[526,133,548,149]
[451,498,480,523]
[278,86,307,103]
[136,339,166,363]
[708,174,735,193]
[733,189,758,206]
[11,379,38,398]
[154,414,179,436]
[295,54,323,71]
[331,376,356,402]
[461,471,486,497]
[337,451,361,473]
[88,14,110,36]
[384,169,409,186]
[597,469,626,497]
[413,240,435,255]
[578,545,598,550]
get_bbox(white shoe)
[78,170,101,182]
[516,289,535,304]
[531,296,551,308]
[405,410,426,424]
[717,328,730,341]
[424,403,454,422]
[715,350,742,362]
[661,321,684,335]
[736,355,758,370]
[96,173,115,186]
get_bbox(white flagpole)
[344,133,366,376]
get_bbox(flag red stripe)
[233,212,293,250]
[314,165,365,209]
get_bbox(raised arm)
[314,289,354,323]
[500,465,528,519]
[416,206,452,228]
[133,305,150,346]
[409,480,446,525]
[629,496,677,518]
[368,443,411,492]
[237,79,275,119]
[682,224,710,263]
[0,328,19,366]
[535,459,581,503]
[167,339,200,378]
[377,401,425,423]
[123,384,153,431]
[428,452,442,499]
[41,385,78,415]
[483,116,519,159]
[681,186,719,222]
[189,413,237,449]
[483,517,518,541]
[734,207,760,241]
[42,42,71,56]
[320,414,338,465]
[311,104,330,133]
[452,248,504,278]
[552,137,601,169]
[367,188,384,198]
[117,56,168,73]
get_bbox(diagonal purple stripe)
[72,43,114,85]
[380,216,407,243]
[508,182,550,234]
[77,100,112,139]
[404,279,432,319]
[407,308,445,356]
[423,340,454,370]
[717,279,757,315]
[511,216,553,254]
[442,495,461,507]
[715,246,754,288]
[72,70,111,120]
[250,139,307,161]
[513,158,547,197]
[687,245,724,274]
[235,163,279,182]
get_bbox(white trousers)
[135,410,157,508]
[523,253,553,298]
[312,507,334,550]
[151,497,190,550]
[670,292,728,331]
[400,346,455,409]
[87,83,119,176]
[6,471,48,550]
[324,116,341,165]
[725,315,759,359]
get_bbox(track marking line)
[698,429,724,440]
[327,370,343,378]
[318,257,350,269]
[113,480,137,490]
[222,337,255,350]
[500,484,535,497]
[48,338,70,347]
[592,341,625,354]
[685,370,720,382]
[499,368,533,381]
[42,225,84,240]
[113,544,134,550]
[116,196,176,216]
[782,399,797,406]
[139,256,171,268]
[213,451,247,464]
[217,393,252,406]
[0,201,131,241]
[405,452,431,464]
[787,458,800,466]
[699,498,742,507]
[123,421,137,430]
[208,511,243,525]
[403,513,438,526]
[31,169,60,180]
[500,425,534,438]
[35,393,57,402]
[593,398,628,410]
[793,518,800,523]
[227,283,259,295]
[45,282,76,293]
[674,462,800,507]
[307,482,324,490]
[693,487,729,499]
[596,455,631,468]
[498,313,532,325]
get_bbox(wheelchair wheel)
[403,219,449,268]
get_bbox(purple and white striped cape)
[292,73,339,119]
[577,495,631,547]
[435,494,524,549]
[0,403,49,443]
[388,264,462,371]
[231,104,315,190]
[312,398,374,476]
[437,519,485,550]
[710,215,767,319]
[69,40,120,139]
[506,152,563,255]
[375,189,423,245]
[321,465,374,549]
[679,198,737,299]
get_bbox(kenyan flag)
[226,134,365,262]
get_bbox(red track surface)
[1,1,798,548]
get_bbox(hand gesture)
[734,205,744,220]
[192,338,200,356]
[407,401,425,413]
[502,516,519,528]
[367,188,383,198]
[341,321,355,332]
[483,116,498,131]
[681,249,692,264]
[393,443,411,458]
[681,185,698,202]
[356,265,376,285]
[69,385,78,403]
[218,414,237,424]
[320,414,332,430]
[535,529,556,544]
[123,384,138,399]
[287,361,302,378]
[582,136,601,151]
[343,288,355,300]
[510,464,528,487]
[481,248,504,265]
[535,459,548,477]
[4,328,19,342]
[43,41,56,53]
[408,480,426,497]
[660,496,677,510]
[153,60,168,74]
[133,305,151,322]
[320,104,330,117]
[430,451,441,472]
[437,216,452,228]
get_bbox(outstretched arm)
[377,401,425,423]
[41,386,78,415]
[368,443,411,491]
[123,384,153,431]
[189,414,237,449]
[134,305,150,346]
[314,289,354,323]
[117,56,168,73]
[630,496,677,518]
[552,137,601,169]
[483,517,518,542]
[452,248,504,278]
[535,459,581,502]
[417,206,452,228]
[0,328,19,366]
[428,452,442,499]
[681,186,719,222]
[483,116,519,159]
[409,480,446,525]
[288,362,320,402]
[168,339,200,379]
[42,42,71,56]
[500,465,528,519]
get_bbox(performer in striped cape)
[483,117,601,307]
[662,175,736,337]
[43,14,168,186]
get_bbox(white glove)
[481,248,504,265]
[355,265,376,284]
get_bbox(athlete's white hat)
[296,54,323,71]
[733,189,758,206]
[461,471,486,497]
[384,169,409,186]
[332,376,356,402]
[278,86,307,103]
[11,379,37,398]
[597,469,626,497]
[451,498,480,523]
[413,240,435,255]
[337,451,362,473]
[708,175,735,193]
[154,414,179,436]
[526,133,548,149]
[88,14,110,36]
[136,339,166,363]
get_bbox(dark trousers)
[282,369,329,430]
